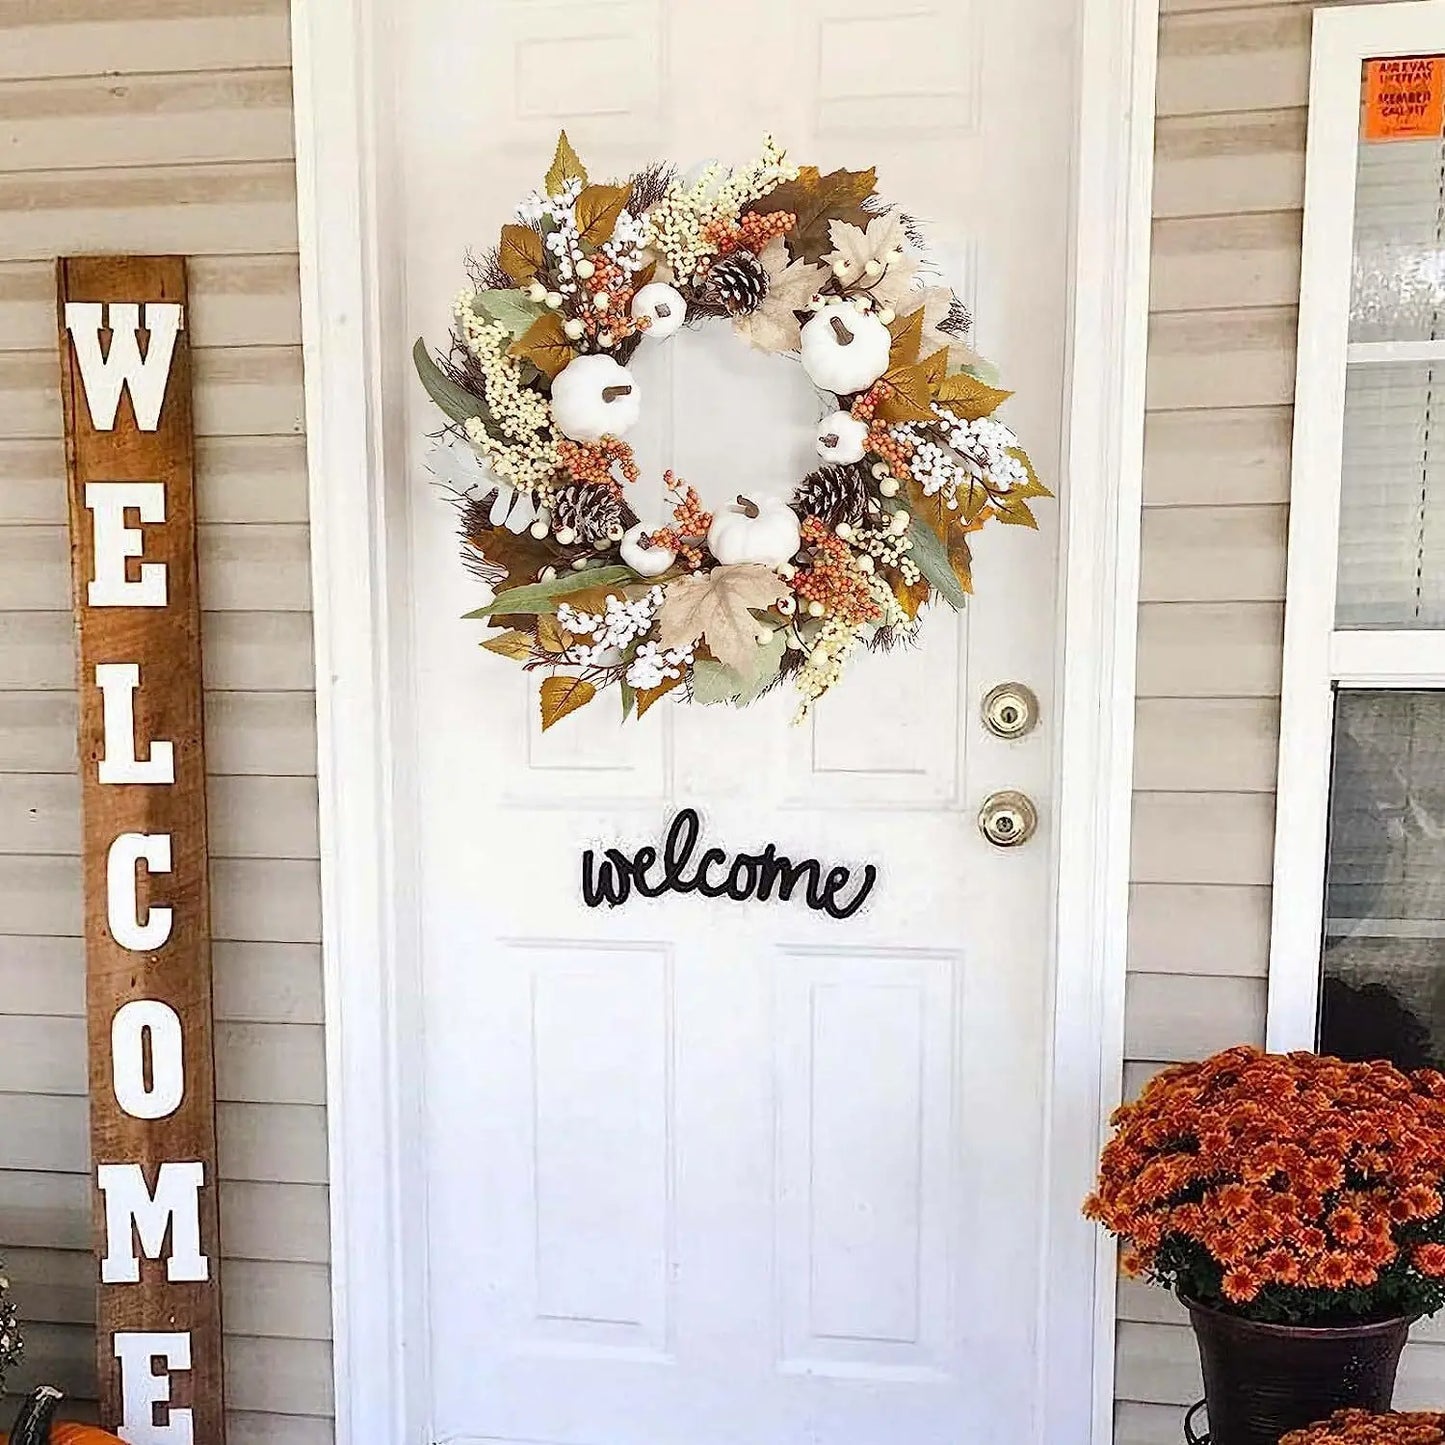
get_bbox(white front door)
[390,4,1077,1441]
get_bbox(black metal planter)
[1180,1294,1413,1445]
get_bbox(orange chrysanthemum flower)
[1282,1409,1445,1445]
[1084,1047,1445,1325]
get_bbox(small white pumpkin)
[707,495,802,567]
[815,410,869,464]
[619,521,676,578]
[800,303,892,396]
[550,354,641,443]
[631,282,687,341]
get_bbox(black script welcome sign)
[582,808,879,921]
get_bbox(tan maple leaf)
[732,238,826,354]
[890,282,985,371]
[823,210,909,283]
[658,564,792,671]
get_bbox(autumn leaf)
[733,237,827,354]
[480,629,536,660]
[499,224,545,284]
[823,210,908,280]
[936,372,1014,422]
[539,675,596,730]
[873,355,941,425]
[745,166,878,261]
[545,131,588,196]
[536,614,570,652]
[657,564,792,672]
[887,308,923,367]
[472,288,546,340]
[635,669,686,717]
[891,572,931,620]
[919,347,947,390]
[574,183,630,247]
[509,312,576,381]
[467,564,635,618]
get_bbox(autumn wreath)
[414,133,1047,729]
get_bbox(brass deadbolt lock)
[979,790,1039,848]
[982,683,1039,740]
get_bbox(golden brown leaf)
[657,565,791,672]
[536,614,569,652]
[918,346,948,390]
[499,224,545,284]
[544,131,588,197]
[887,308,923,367]
[464,527,555,588]
[936,372,1014,421]
[891,573,931,620]
[480,629,536,660]
[539,675,597,730]
[508,312,576,381]
[873,356,940,425]
[636,670,686,717]
[745,166,878,261]
[574,184,630,247]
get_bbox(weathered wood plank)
[1135,602,1284,698]
[212,858,323,945]
[226,1336,334,1417]
[1124,971,1268,1059]
[0,70,294,173]
[1131,791,1277,885]
[1140,504,1288,603]
[0,2,292,82]
[1157,9,1311,118]
[1143,406,1293,507]
[0,163,299,262]
[1147,308,1298,410]
[1128,882,1272,976]
[1135,698,1279,792]
[0,256,302,352]
[1151,211,1301,312]
[1154,110,1306,219]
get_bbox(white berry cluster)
[853,522,922,587]
[625,639,696,692]
[865,573,911,631]
[793,616,864,722]
[895,405,1029,507]
[643,136,798,285]
[0,1264,20,1392]
[455,313,560,490]
[557,587,666,667]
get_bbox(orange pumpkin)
[1,1388,123,1445]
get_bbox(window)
[1270,6,1445,1062]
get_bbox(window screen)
[1337,60,1445,630]
[1320,690,1445,1070]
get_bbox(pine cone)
[551,483,623,544]
[793,464,871,528]
[704,250,770,316]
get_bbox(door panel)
[393,1,1075,1440]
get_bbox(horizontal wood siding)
[0,2,331,1439]
[1120,1,1415,1439]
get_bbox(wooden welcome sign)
[56,256,224,1444]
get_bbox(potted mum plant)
[1282,1411,1445,1444]
[1086,1046,1445,1445]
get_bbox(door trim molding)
[290,0,1153,1438]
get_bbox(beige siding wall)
[0,4,332,1441]
[1117,0,1427,1439]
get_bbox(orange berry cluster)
[700,210,796,258]
[556,436,640,491]
[850,389,916,481]
[641,473,711,570]
[575,254,648,349]
[792,517,882,627]
[1282,1408,1445,1445]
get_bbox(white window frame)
[1269,0,1445,1051]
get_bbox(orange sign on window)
[1365,56,1445,142]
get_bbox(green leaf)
[413,338,492,429]
[620,679,638,719]
[465,565,636,618]
[691,658,743,706]
[690,632,785,707]
[888,502,967,611]
[473,288,547,340]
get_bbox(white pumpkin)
[707,495,801,567]
[550,354,641,442]
[800,303,891,396]
[631,283,687,341]
[815,410,869,464]
[619,521,676,578]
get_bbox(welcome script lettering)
[582,808,879,921]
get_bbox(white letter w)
[64,301,184,432]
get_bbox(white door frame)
[288,1,1157,1439]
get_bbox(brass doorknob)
[979,790,1038,848]
[982,683,1039,739]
